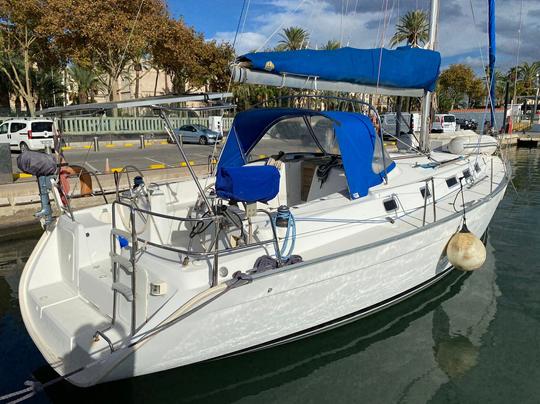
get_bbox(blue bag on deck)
[216,165,280,203]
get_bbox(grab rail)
[112,200,279,257]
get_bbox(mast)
[488,0,496,127]
[419,0,440,152]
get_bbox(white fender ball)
[448,137,466,155]
[446,225,486,271]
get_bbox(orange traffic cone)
[105,158,110,173]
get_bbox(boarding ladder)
[94,204,139,351]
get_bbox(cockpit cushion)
[216,165,280,203]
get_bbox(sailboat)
[18,0,508,387]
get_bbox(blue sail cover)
[238,46,441,92]
[217,108,395,199]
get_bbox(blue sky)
[167,0,540,73]
[169,1,245,36]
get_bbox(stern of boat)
[18,205,132,386]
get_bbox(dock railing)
[0,116,235,136]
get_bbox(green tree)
[45,0,168,101]
[68,64,102,104]
[389,10,429,48]
[276,27,310,51]
[200,41,234,92]
[153,19,208,93]
[0,64,11,110]
[467,77,486,107]
[505,66,525,102]
[518,62,540,94]
[437,64,482,111]
[0,0,51,115]
[153,17,234,94]
[33,68,65,108]
[129,51,152,99]
[321,40,341,50]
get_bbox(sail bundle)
[231,46,441,97]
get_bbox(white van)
[432,114,456,133]
[0,119,54,152]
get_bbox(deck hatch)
[383,198,398,212]
[446,177,458,188]
[420,186,431,199]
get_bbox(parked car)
[432,114,457,133]
[171,124,223,145]
[456,117,478,131]
[0,119,54,152]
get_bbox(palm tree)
[321,40,341,50]
[33,69,65,109]
[277,27,310,51]
[68,64,102,104]
[518,62,540,93]
[494,70,508,105]
[389,10,429,48]
[130,51,152,99]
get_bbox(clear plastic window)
[247,116,325,161]
[372,135,393,174]
[309,116,340,154]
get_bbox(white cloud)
[212,0,540,70]
[212,31,268,54]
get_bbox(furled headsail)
[231,46,441,97]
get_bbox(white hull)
[19,153,508,386]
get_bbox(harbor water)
[1,148,539,403]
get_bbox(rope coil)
[275,207,296,260]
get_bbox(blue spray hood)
[217,108,394,199]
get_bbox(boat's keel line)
[209,265,455,361]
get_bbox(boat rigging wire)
[344,0,360,47]
[114,0,145,86]
[255,0,309,52]
[231,0,250,52]
[220,0,251,187]
[511,0,524,106]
